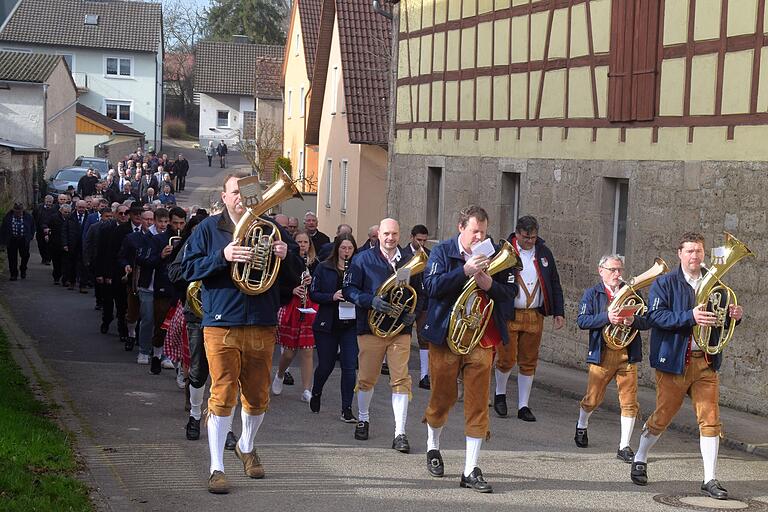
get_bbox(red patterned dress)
[276,294,318,349]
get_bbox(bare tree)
[164,0,208,121]
[234,119,282,182]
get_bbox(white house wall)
[0,82,44,147]
[198,92,250,146]
[75,133,107,159]
[45,59,76,173]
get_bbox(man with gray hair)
[287,217,299,237]
[304,211,330,248]
[574,253,650,462]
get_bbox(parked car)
[73,156,112,175]
[48,166,101,195]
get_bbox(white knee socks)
[419,349,429,379]
[464,436,482,477]
[427,424,442,451]
[620,415,636,449]
[634,427,660,463]
[208,411,234,474]
[357,389,374,422]
[494,368,511,396]
[700,435,719,483]
[392,393,409,436]
[518,374,534,409]
[189,385,205,420]
[577,407,592,429]
[238,410,264,454]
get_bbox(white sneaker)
[175,365,186,389]
[301,389,312,402]
[137,353,150,365]
[272,374,283,395]
[162,357,175,370]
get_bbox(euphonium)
[368,248,428,338]
[602,258,669,350]
[186,280,203,318]
[447,240,521,356]
[231,168,303,295]
[693,232,754,355]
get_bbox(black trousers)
[176,175,186,191]
[207,155,212,167]
[187,318,208,389]
[102,279,128,336]
[6,238,30,278]
[62,250,79,286]
[50,247,63,282]
[36,232,50,263]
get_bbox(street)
[2,143,767,512]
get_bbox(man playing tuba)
[420,206,517,493]
[631,232,743,500]
[574,254,651,462]
[181,173,302,494]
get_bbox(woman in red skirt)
[272,231,318,401]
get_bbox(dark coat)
[507,234,565,318]
[62,212,86,252]
[0,211,35,244]
[175,158,189,177]
[310,259,356,334]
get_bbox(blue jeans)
[137,290,154,356]
[312,327,358,410]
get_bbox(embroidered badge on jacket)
[540,257,549,267]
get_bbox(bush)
[165,117,186,138]
[275,156,292,180]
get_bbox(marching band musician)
[343,218,419,452]
[181,173,302,494]
[494,215,565,421]
[421,205,517,493]
[574,254,650,462]
[631,232,743,500]
[401,224,432,390]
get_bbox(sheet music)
[339,302,356,320]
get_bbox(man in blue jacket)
[631,232,743,500]
[494,215,565,421]
[401,224,431,390]
[574,254,650,462]
[421,205,517,493]
[181,173,301,495]
[0,203,35,281]
[343,218,419,453]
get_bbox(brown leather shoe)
[235,444,265,478]
[207,470,229,494]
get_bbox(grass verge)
[0,329,92,511]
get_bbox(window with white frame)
[324,158,333,208]
[299,86,305,117]
[287,89,293,118]
[105,56,132,77]
[57,53,74,71]
[104,100,132,122]
[298,150,305,182]
[331,66,338,114]
[340,159,348,213]
[216,110,230,128]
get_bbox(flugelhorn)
[187,280,203,318]
[693,232,754,355]
[602,258,669,350]
[368,248,428,338]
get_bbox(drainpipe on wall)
[372,0,393,20]
[303,85,312,192]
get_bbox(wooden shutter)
[608,0,661,122]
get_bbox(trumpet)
[168,229,182,248]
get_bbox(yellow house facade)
[389,0,768,414]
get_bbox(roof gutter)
[372,0,392,20]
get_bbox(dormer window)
[84,14,98,25]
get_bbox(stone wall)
[389,153,768,416]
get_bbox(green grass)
[0,330,92,512]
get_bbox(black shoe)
[9,276,17,281]
[53,280,60,285]
[381,362,389,375]
[186,416,201,440]
[419,375,431,390]
[426,449,444,477]
[493,394,508,417]
[701,479,728,500]
[225,431,238,451]
[517,406,536,422]
[340,407,357,423]
[392,434,410,453]
[309,393,321,413]
[94,304,102,311]
[123,336,135,351]
[460,467,493,493]
[354,421,369,440]
[617,446,634,463]
[149,357,162,375]
[574,427,588,448]
[283,371,294,385]
[20,272,26,279]
[631,461,648,486]
[100,322,109,334]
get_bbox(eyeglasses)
[117,211,128,216]
[601,266,624,273]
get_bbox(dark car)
[73,156,112,175]
[48,166,101,195]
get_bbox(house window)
[340,159,349,213]
[295,32,300,56]
[298,150,305,183]
[57,53,74,71]
[426,166,443,238]
[105,56,132,77]
[331,66,338,114]
[607,0,662,121]
[611,179,629,254]
[299,86,305,117]
[216,110,230,128]
[500,172,521,239]
[324,158,333,208]
[287,89,293,118]
[104,100,132,122]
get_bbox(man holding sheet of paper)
[573,254,650,463]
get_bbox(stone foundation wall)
[388,153,768,416]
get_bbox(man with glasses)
[494,215,565,421]
[573,254,650,462]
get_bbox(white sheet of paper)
[472,238,496,259]
[339,302,356,320]
[298,307,317,314]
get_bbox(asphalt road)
[2,145,767,511]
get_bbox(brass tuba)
[186,280,203,319]
[230,168,303,295]
[447,240,521,356]
[602,258,669,350]
[368,248,428,338]
[692,232,754,355]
